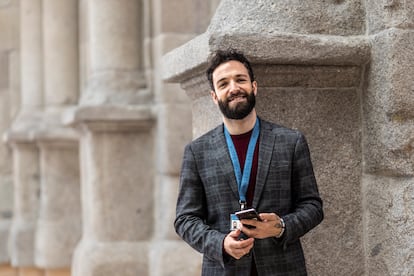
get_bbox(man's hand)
[223,229,254,260]
[240,212,284,239]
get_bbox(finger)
[228,229,241,238]
[258,212,278,221]
[241,219,258,227]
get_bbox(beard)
[217,90,256,120]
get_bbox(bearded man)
[174,49,324,276]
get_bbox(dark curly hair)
[206,49,255,91]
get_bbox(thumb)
[228,229,241,238]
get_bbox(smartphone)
[235,208,262,221]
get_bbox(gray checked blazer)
[175,118,323,276]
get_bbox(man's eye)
[238,79,247,83]
[218,83,227,88]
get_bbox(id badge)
[230,214,242,231]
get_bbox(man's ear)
[210,90,218,105]
[252,81,258,96]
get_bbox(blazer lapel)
[211,125,240,201]
[253,120,276,209]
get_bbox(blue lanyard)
[224,118,260,209]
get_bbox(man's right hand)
[223,229,254,260]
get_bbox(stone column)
[33,1,81,275]
[0,0,19,266]
[149,0,219,274]
[81,0,148,104]
[363,1,414,274]
[68,1,155,275]
[163,1,371,275]
[4,0,43,272]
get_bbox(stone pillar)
[0,0,19,266]
[33,1,80,274]
[68,1,155,275]
[363,1,414,274]
[81,0,148,104]
[8,143,40,267]
[5,0,43,272]
[163,0,370,275]
[149,0,219,275]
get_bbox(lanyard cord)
[224,118,260,208]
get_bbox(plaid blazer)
[175,118,323,276]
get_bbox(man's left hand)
[240,212,284,239]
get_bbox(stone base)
[149,241,202,276]
[71,240,149,276]
[0,220,10,263]
[363,174,414,275]
[8,221,36,267]
[35,219,81,268]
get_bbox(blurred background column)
[4,0,43,275]
[0,0,19,272]
[148,0,219,275]
[33,1,81,276]
[68,0,155,275]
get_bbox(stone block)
[81,125,154,241]
[258,87,364,275]
[72,241,149,276]
[153,175,181,240]
[363,29,414,175]
[8,221,37,267]
[149,241,202,276]
[365,0,414,34]
[8,143,39,267]
[162,32,370,83]
[362,174,414,275]
[153,0,213,35]
[209,0,365,36]
[156,103,192,174]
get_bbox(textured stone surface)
[363,174,414,275]
[209,0,365,36]
[363,28,414,176]
[365,0,414,34]
[163,32,371,83]
[259,87,363,275]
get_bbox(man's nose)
[229,80,239,93]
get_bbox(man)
[174,49,323,275]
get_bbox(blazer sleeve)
[280,132,324,249]
[174,143,227,267]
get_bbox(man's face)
[210,60,257,120]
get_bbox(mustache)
[227,92,248,102]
